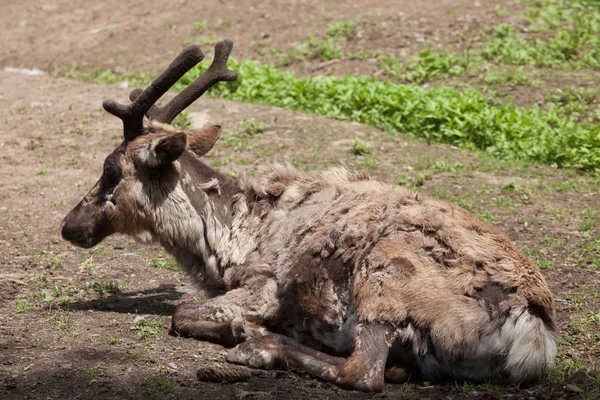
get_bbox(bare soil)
[0,0,520,73]
[1,1,599,399]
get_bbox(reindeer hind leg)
[226,323,392,392]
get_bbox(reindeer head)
[61,40,238,248]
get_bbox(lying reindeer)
[61,40,557,392]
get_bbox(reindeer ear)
[155,131,187,164]
[186,125,221,157]
[137,131,187,167]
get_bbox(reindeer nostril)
[61,224,76,241]
[61,219,86,243]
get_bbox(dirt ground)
[1,1,599,399]
[0,0,518,71]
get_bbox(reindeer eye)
[103,161,121,181]
[103,165,115,179]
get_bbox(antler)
[129,39,238,125]
[104,39,237,141]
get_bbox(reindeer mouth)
[63,224,114,249]
[70,233,97,249]
[61,222,104,249]
[61,196,117,248]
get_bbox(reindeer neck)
[152,151,256,290]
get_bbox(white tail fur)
[502,307,558,382]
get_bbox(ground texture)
[1,1,599,399]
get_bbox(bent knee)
[170,302,201,336]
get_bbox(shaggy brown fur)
[62,124,557,392]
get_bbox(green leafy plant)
[194,21,206,34]
[327,20,358,41]
[130,317,166,341]
[172,110,192,130]
[84,365,103,383]
[289,34,343,62]
[151,250,180,271]
[380,50,471,84]
[108,337,122,345]
[60,26,600,173]
[350,137,373,156]
[13,299,34,314]
[237,118,264,136]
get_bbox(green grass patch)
[579,234,600,270]
[174,59,599,173]
[85,280,124,298]
[130,317,166,341]
[292,35,343,62]
[544,355,600,390]
[350,137,373,156]
[481,66,539,87]
[90,243,108,255]
[219,119,264,151]
[60,52,600,173]
[236,118,265,136]
[172,110,192,130]
[84,365,103,384]
[127,350,143,361]
[139,377,176,400]
[327,19,359,41]
[379,50,471,84]
[13,299,34,314]
[151,250,180,271]
[370,0,600,84]
[108,337,123,345]
[279,18,361,65]
[545,86,599,122]
[54,313,72,332]
[483,0,600,69]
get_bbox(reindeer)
[61,40,557,392]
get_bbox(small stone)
[132,315,149,324]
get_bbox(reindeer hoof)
[226,340,277,369]
[231,318,270,342]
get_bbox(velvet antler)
[104,39,237,141]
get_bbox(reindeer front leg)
[171,281,278,347]
[226,323,393,392]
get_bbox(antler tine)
[129,39,238,125]
[128,88,160,118]
[103,44,205,140]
